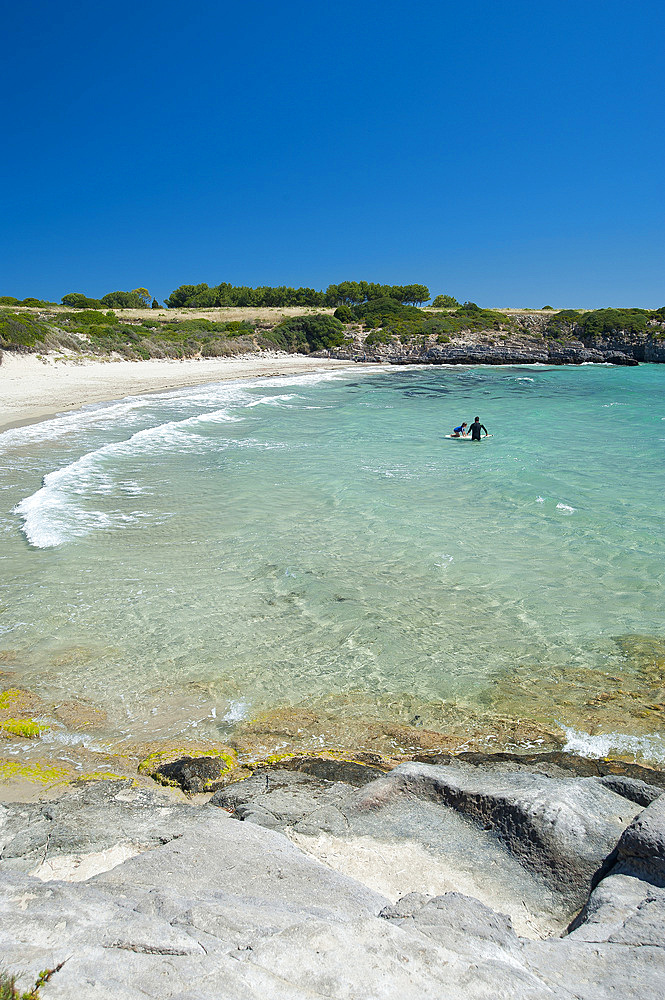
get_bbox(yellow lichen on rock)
[74,771,133,784]
[0,686,46,718]
[0,689,25,710]
[0,718,49,739]
[0,760,71,785]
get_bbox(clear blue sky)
[2,0,663,307]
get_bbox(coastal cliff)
[327,312,665,366]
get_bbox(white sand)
[0,351,354,432]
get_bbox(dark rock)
[156,755,228,793]
[612,794,665,885]
[210,768,351,832]
[597,775,664,806]
[272,754,387,785]
[605,351,639,365]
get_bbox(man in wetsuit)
[469,416,488,440]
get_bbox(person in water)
[452,422,468,437]
[469,416,488,440]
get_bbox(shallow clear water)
[1,364,664,761]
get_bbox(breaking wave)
[14,406,241,548]
[561,726,665,765]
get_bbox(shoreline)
[0,350,354,434]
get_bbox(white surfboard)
[444,434,493,440]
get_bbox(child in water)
[451,422,468,437]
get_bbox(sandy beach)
[0,351,353,433]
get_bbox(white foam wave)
[0,397,154,453]
[246,394,298,408]
[0,368,350,454]
[10,369,361,547]
[38,725,110,752]
[561,725,665,765]
[14,405,238,547]
[223,700,248,723]
[556,503,576,514]
[535,496,545,503]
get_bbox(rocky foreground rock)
[1,757,664,998]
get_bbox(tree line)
[60,288,158,309]
[3,282,456,311]
[164,280,432,308]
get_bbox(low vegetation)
[0,964,64,999]
[259,314,347,352]
[0,311,50,351]
[1,294,664,361]
[0,306,351,360]
[543,308,657,340]
[0,307,263,359]
[346,298,517,342]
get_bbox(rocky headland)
[1,751,664,998]
[328,312,665,367]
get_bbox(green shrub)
[454,304,512,330]
[270,314,345,352]
[61,309,117,327]
[365,329,395,345]
[61,292,103,309]
[431,294,460,308]
[0,311,48,351]
[579,308,648,338]
[353,297,424,325]
[0,296,19,306]
[545,308,652,340]
[225,320,255,337]
[333,304,354,323]
[160,318,228,334]
[101,290,149,309]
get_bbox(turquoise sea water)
[1,364,664,761]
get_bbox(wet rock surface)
[1,758,664,998]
